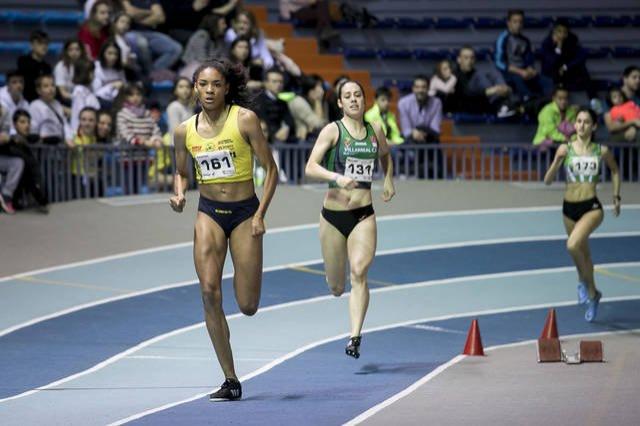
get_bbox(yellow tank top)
[185,105,253,184]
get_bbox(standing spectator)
[17,30,52,102]
[181,14,228,79]
[0,155,24,214]
[398,75,443,178]
[54,39,86,106]
[225,10,274,70]
[540,20,598,109]
[429,59,457,113]
[166,77,195,136]
[454,46,515,116]
[29,75,74,146]
[279,0,338,44]
[96,110,115,143]
[495,9,545,101]
[365,86,404,144]
[122,0,183,79]
[0,71,30,133]
[255,68,296,143]
[604,87,640,142]
[288,74,328,141]
[620,66,640,107]
[533,86,578,150]
[114,83,163,146]
[71,60,101,132]
[78,0,112,60]
[93,41,127,108]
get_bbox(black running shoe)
[209,378,242,401]
[346,336,361,359]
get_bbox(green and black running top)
[324,120,379,189]
[564,142,602,183]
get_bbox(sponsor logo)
[214,209,232,215]
[191,145,202,153]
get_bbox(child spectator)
[605,87,640,142]
[114,83,163,147]
[111,12,138,74]
[0,155,23,214]
[17,30,52,102]
[166,77,195,137]
[78,0,112,60]
[365,86,404,144]
[29,75,74,146]
[429,59,457,112]
[533,87,578,150]
[225,9,274,69]
[96,110,114,144]
[0,71,30,133]
[71,60,101,132]
[72,107,100,197]
[93,41,127,107]
[54,39,86,106]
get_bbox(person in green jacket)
[365,86,404,144]
[533,86,578,150]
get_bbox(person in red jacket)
[78,0,112,60]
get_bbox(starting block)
[537,338,562,362]
[579,340,604,362]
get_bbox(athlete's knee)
[566,237,583,254]
[326,277,345,296]
[201,287,223,311]
[350,262,369,284]
[238,300,259,316]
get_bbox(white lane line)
[406,325,466,334]
[343,328,640,425]
[4,204,639,283]
[108,295,640,425]
[3,229,639,339]
[125,355,276,362]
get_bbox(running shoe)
[209,378,242,401]
[577,282,589,305]
[0,193,16,214]
[585,290,602,322]
[346,336,361,359]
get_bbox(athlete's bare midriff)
[323,187,373,210]
[199,179,255,202]
[564,182,597,202]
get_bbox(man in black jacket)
[255,68,296,144]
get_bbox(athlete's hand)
[169,194,186,213]
[613,197,621,217]
[382,179,395,202]
[335,175,356,190]
[252,214,266,236]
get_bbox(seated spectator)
[17,30,53,102]
[181,13,228,80]
[0,155,24,214]
[96,110,115,143]
[0,105,9,141]
[84,0,123,17]
[54,39,86,106]
[78,0,112,60]
[429,59,457,113]
[114,83,163,146]
[30,75,74,146]
[279,0,339,45]
[228,37,264,91]
[72,107,101,197]
[71,60,101,132]
[365,86,404,144]
[288,74,328,141]
[122,0,182,79]
[93,41,127,108]
[255,68,296,143]
[0,71,30,133]
[533,86,578,150]
[495,10,546,101]
[166,77,195,137]
[225,10,274,70]
[621,66,640,106]
[160,0,239,45]
[111,12,140,79]
[454,46,515,117]
[604,87,640,142]
[398,75,443,178]
[540,20,599,110]
[3,109,48,211]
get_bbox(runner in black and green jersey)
[305,80,395,358]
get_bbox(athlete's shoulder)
[236,106,259,122]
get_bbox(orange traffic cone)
[540,308,559,339]
[462,319,485,356]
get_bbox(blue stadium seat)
[0,74,5,85]
[585,47,611,59]
[592,15,631,27]
[333,20,357,29]
[433,17,472,29]
[474,17,504,29]
[613,46,640,58]
[42,11,84,25]
[0,41,62,54]
[9,11,43,25]
[524,16,553,29]
[475,47,493,61]
[343,48,377,59]
[378,48,413,59]
[152,81,173,91]
[414,48,452,60]
[555,16,592,28]
[0,10,83,25]
[450,112,494,123]
[632,15,640,27]
[396,17,431,29]
[373,17,396,29]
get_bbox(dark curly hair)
[192,58,253,109]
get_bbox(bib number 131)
[196,150,236,179]
[345,157,374,182]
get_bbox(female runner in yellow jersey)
[305,80,395,358]
[169,58,278,401]
[544,107,621,322]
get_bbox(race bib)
[196,150,236,179]
[570,156,598,177]
[345,157,374,182]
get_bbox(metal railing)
[21,142,640,203]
